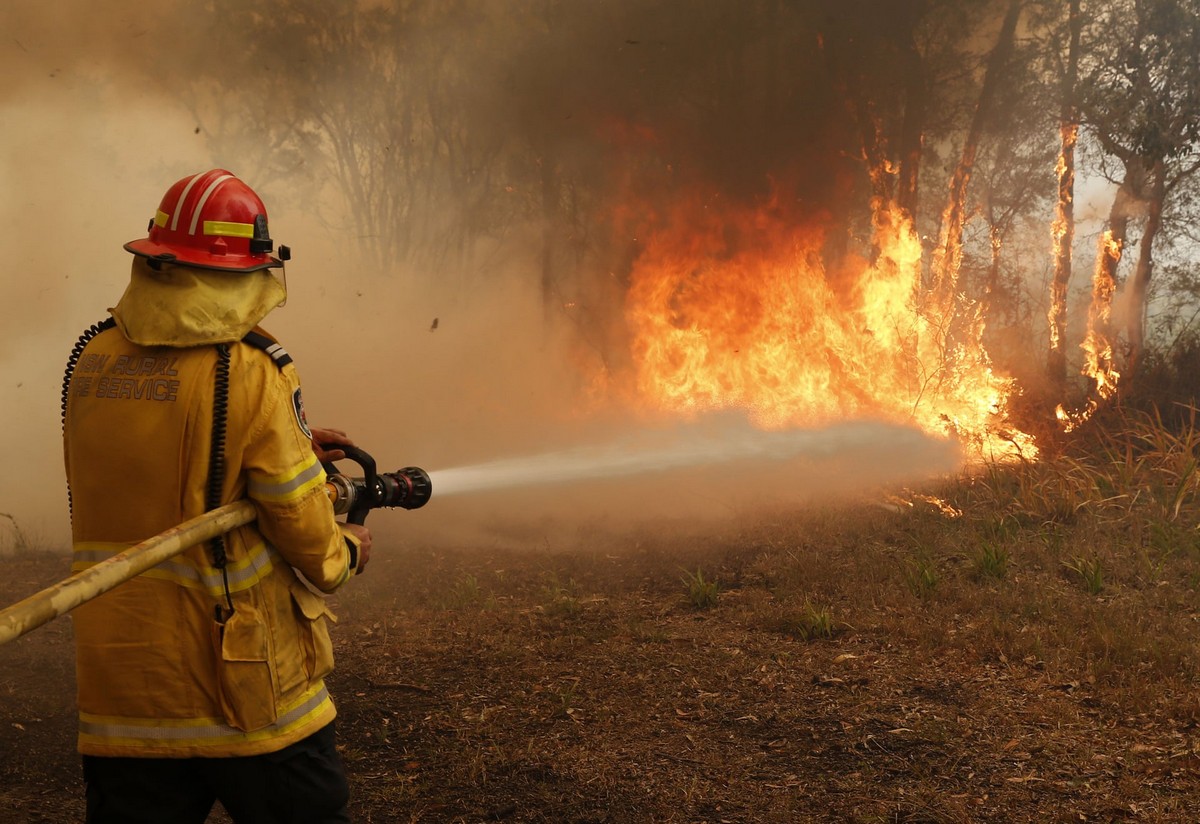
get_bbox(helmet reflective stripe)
[204,220,256,238]
[126,169,283,272]
[188,174,236,236]
[168,171,205,232]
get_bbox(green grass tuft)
[681,567,720,610]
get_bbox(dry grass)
[5,406,1200,821]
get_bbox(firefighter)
[62,169,371,823]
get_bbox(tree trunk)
[895,25,926,225]
[1078,166,1144,405]
[986,222,1003,305]
[1046,0,1082,389]
[930,0,1022,310]
[1097,174,1137,298]
[1126,159,1166,375]
[540,150,558,325]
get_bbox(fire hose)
[0,447,430,647]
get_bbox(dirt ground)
[4,504,1200,823]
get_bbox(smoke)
[2,1,971,553]
[1,1,220,546]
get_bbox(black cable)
[61,318,116,515]
[207,343,235,618]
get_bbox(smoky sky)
[486,0,869,219]
[2,0,978,550]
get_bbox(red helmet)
[124,169,290,272]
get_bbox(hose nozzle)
[321,446,432,524]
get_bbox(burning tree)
[1051,0,1200,425]
[1083,0,1200,374]
[602,0,1041,459]
[159,0,1200,453]
[1046,0,1084,391]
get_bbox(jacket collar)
[111,258,287,347]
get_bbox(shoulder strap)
[241,330,293,369]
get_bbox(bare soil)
[3,503,1200,822]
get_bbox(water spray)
[0,422,952,646]
[428,419,950,497]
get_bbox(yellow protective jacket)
[63,319,359,758]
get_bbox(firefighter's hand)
[311,427,355,463]
[343,523,372,573]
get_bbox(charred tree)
[1092,169,1142,390]
[1127,160,1167,370]
[930,0,1022,311]
[539,150,559,324]
[817,0,928,261]
[1080,0,1200,385]
[895,26,928,226]
[1046,0,1082,389]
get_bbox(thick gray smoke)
[1,1,965,552]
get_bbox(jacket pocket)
[212,608,278,733]
[289,583,337,683]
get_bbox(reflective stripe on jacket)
[63,324,355,757]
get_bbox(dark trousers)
[82,722,350,824]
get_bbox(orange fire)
[1056,230,1122,431]
[1047,122,1078,356]
[1083,231,1122,401]
[622,191,1034,461]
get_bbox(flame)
[1047,213,1069,352]
[621,190,1033,461]
[1084,232,1122,400]
[1047,123,1077,355]
[1055,230,1122,431]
